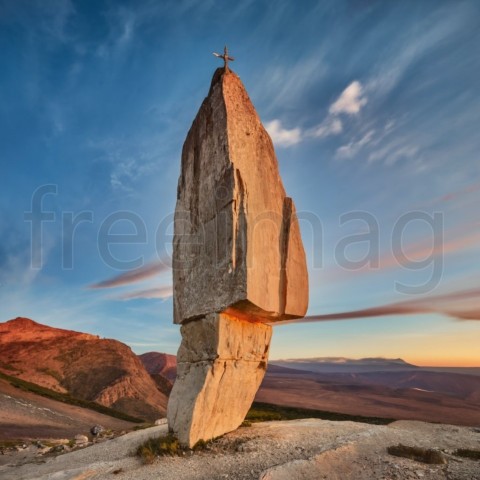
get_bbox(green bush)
[136,434,181,463]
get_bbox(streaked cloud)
[118,286,173,300]
[278,286,480,325]
[306,117,343,139]
[336,130,375,159]
[253,51,328,114]
[329,81,368,116]
[89,259,171,289]
[326,225,480,283]
[365,5,471,98]
[368,142,419,166]
[265,119,302,147]
[414,181,480,209]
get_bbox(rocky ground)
[0,419,479,480]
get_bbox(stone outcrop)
[168,67,308,446]
[172,68,308,325]
[168,313,272,446]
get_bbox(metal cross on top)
[213,45,235,72]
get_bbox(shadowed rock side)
[168,68,308,447]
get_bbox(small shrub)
[387,444,447,464]
[136,444,156,464]
[193,439,208,450]
[136,434,216,463]
[453,449,480,461]
[136,434,181,463]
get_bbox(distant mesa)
[271,357,418,374]
[274,357,415,366]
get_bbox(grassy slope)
[247,402,394,425]
[0,371,144,423]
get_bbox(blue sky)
[1,0,479,365]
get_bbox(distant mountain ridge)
[276,357,413,364]
[0,317,168,421]
[271,357,418,373]
[137,351,480,425]
[139,352,177,396]
[139,351,177,381]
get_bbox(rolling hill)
[0,318,168,422]
[139,351,177,382]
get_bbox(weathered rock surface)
[168,313,272,446]
[168,67,308,446]
[172,68,308,324]
[3,419,480,480]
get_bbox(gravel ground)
[1,419,479,480]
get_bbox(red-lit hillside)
[0,318,167,421]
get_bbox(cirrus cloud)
[307,117,343,139]
[265,119,302,147]
[329,81,368,116]
[118,286,173,300]
[266,80,368,148]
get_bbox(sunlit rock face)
[168,68,308,447]
[167,313,272,446]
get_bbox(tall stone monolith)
[167,67,309,447]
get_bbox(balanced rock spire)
[167,67,308,447]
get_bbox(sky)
[1,0,480,366]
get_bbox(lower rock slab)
[167,312,272,447]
